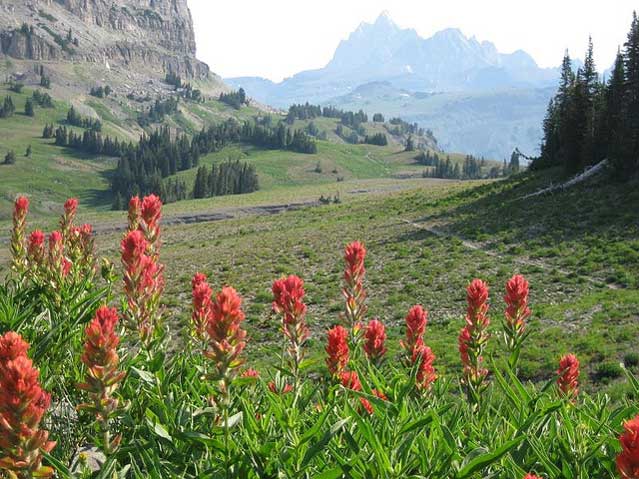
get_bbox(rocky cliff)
[0,0,209,79]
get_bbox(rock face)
[0,0,209,79]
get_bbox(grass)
[2,170,630,394]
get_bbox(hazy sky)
[189,0,636,82]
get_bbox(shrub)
[3,150,16,164]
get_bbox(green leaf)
[131,367,155,385]
[456,436,524,478]
[146,418,172,442]
[301,418,349,468]
[313,467,344,479]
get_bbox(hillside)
[0,76,502,221]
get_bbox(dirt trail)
[402,218,619,289]
[91,201,319,236]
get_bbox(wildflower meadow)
[0,195,638,478]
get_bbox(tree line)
[193,161,259,199]
[137,97,179,127]
[535,12,639,179]
[219,89,248,109]
[417,151,504,179]
[286,103,369,129]
[67,106,102,131]
[110,120,314,201]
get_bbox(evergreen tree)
[620,11,639,174]
[25,98,35,117]
[3,150,16,165]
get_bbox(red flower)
[617,415,639,479]
[77,306,126,454]
[339,371,375,414]
[504,274,531,338]
[340,370,362,391]
[64,198,78,216]
[268,381,293,394]
[10,196,29,275]
[27,230,46,265]
[0,332,55,478]
[141,194,162,228]
[344,241,366,284]
[342,241,367,336]
[272,275,309,381]
[363,319,386,361]
[79,306,121,372]
[192,272,208,289]
[413,344,437,390]
[0,332,29,364]
[466,279,490,328]
[557,354,579,399]
[458,326,470,366]
[48,230,71,278]
[192,278,213,341]
[205,286,247,380]
[523,475,543,479]
[14,196,29,219]
[121,230,147,266]
[459,279,491,400]
[401,305,428,355]
[272,275,307,327]
[121,230,164,346]
[326,325,349,375]
[128,196,141,231]
[140,194,162,247]
[241,368,260,379]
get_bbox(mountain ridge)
[226,12,572,158]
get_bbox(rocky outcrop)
[0,0,209,79]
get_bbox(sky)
[189,0,636,82]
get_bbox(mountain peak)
[375,10,396,27]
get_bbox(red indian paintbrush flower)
[60,198,79,250]
[363,319,386,362]
[503,275,531,360]
[0,332,29,363]
[342,241,367,337]
[268,381,293,394]
[326,325,349,376]
[339,371,376,415]
[10,196,29,275]
[272,275,310,381]
[413,344,437,391]
[523,475,543,479]
[64,197,78,217]
[192,275,213,342]
[557,354,579,400]
[48,230,71,278]
[204,286,247,381]
[459,279,491,403]
[121,229,164,347]
[140,194,162,248]
[617,415,639,479]
[127,196,142,232]
[27,230,46,268]
[77,306,126,455]
[401,305,428,355]
[241,368,260,379]
[192,272,208,289]
[0,332,55,479]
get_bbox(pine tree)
[620,11,639,174]
[608,51,627,173]
[25,97,35,117]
